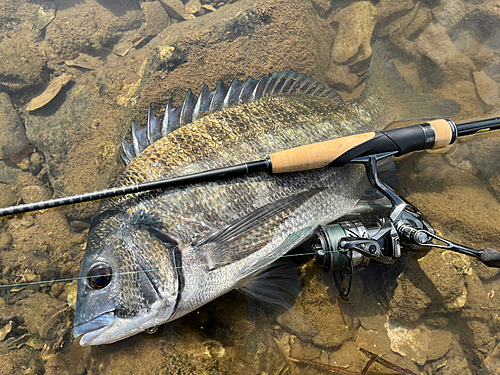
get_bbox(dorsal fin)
[120,72,341,165]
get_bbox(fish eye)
[87,264,112,289]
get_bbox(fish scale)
[73,41,460,346]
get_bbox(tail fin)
[362,40,460,126]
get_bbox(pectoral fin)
[195,190,321,270]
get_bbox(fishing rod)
[0,117,499,218]
[0,116,499,296]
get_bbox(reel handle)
[480,248,500,268]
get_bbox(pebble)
[331,2,377,64]
[26,73,72,112]
[64,53,99,70]
[473,70,500,106]
[35,1,56,30]
[0,93,29,159]
[141,1,171,36]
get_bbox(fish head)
[73,210,180,346]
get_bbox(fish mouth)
[73,311,115,346]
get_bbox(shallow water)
[0,0,499,374]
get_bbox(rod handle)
[269,132,376,173]
[269,119,458,173]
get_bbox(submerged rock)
[473,70,499,106]
[385,318,431,366]
[0,38,47,93]
[276,275,355,348]
[331,2,377,64]
[0,93,29,159]
[141,1,171,36]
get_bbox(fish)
[73,40,460,346]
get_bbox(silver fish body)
[73,41,459,346]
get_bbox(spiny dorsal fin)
[120,72,341,165]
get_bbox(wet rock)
[415,24,476,84]
[331,2,377,64]
[276,276,355,348]
[454,31,496,71]
[427,329,453,361]
[0,37,47,93]
[185,0,202,14]
[324,64,360,92]
[434,0,466,31]
[64,53,99,70]
[0,93,29,159]
[482,341,500,374]
[0,183,17,208]
[310,0,331,17]
[141,1,171,36]
[35,1,56,30]
[473,70,499,106]
[44,0,144,58]
[462,272,494,348]
[418,250,471,312]
[385,318,431,366]
[389,268,432,324]
[0,231,13,252]
[26,74,72,112]
[0,162,24,186]
[160,0,185,19]
[376,0,414,21]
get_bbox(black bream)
[73,41,459,346]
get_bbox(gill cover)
[73,210,181,345]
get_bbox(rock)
[44,1,144,58]
[418,250,471,312]
[482,341,500,374]
[0,93,29,159]
[0,162,24,185]
[276,276,355,348]
[389,268,432,324]
[324,64,360,92]
[26,74,72,112]
[427,329,453,361]
[331,2,377,64]
[310,0,331,17]
[434,0,466,31]
[160,0,185,19]
[185,0,202,14]
[385,318,431,366]
[64,53,99,70]
[415,24,476,84]
[0,183,17,210]
[376,0,414,21]
[141,1,171,36]
[35,1,57,30]
[0,37,47,93]
[0,231,13,252]
[473,70,499,106]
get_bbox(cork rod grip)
[269,132,376,173]
[428,119,454,149]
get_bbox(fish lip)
[73,311,115,346]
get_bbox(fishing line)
[0,248,330,289]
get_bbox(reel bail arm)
[311,153,500,297]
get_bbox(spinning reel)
[311,152,500,297]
